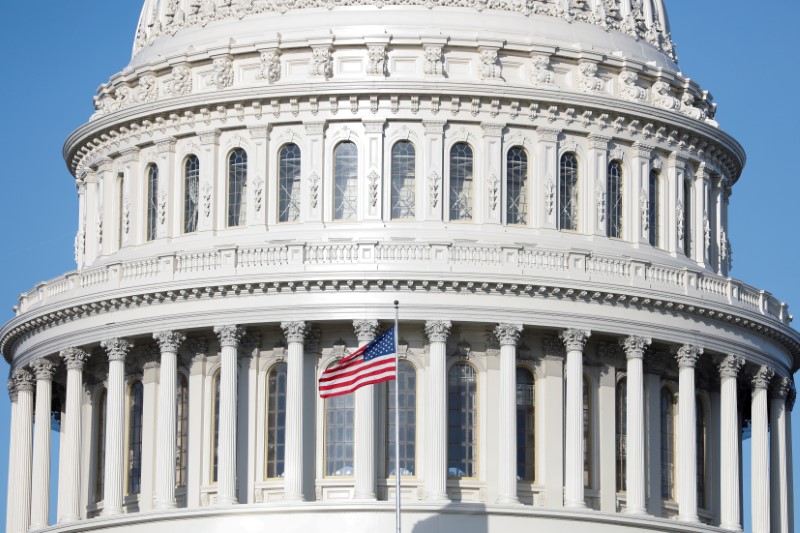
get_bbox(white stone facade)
[2,2,797,533]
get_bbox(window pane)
[683,181,692,256]
[661,388,676,500]
[325,387,355,476]
[176,374,189,488]
[506,147,528,225]
[128,381,144,495]
[266,363,288,478]
[607,160,623,238]
[448,363,477,478]
[560,153,578,230]
[449,143,473,221]
[583,376,591,488]
[516,368,535,481]
[212,372,220,483]
[387,361,416,476]
[391,141,416,219]
[184,156,200,233]
[95,389,107,502]
[334,142,358,220]
[616,378,627,492]
[228,148,248,227]
[649,170,660,247]
[147,165,159,241]
[279,144,302,223]
[696,397,706,508]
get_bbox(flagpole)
[394,300,401,533]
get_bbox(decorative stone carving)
[751,365,775,390]
[158,190,168,226]
[185,336,209,356]
[542,336,565,360]
[96,216,103,247]
[620,336,651,359]
[241,332,262,356]
[31,358,57,380]
[201,182,213,218]
[652,80,680,111]
[281,321,309,344]
[618,70,646,101]
[423,45,443,76]
[214,325,246,348]
[210,56,234,89]
[153,331,186,353]
[253,175,265,213]
[478,48,500,80]
[560,329,590,351]
[719,228,730,271]
[596,182,606,223]
[577,61,604,93]
[771,376,792,400]
[135,74,159,104]
[494,323,522,346]
[544,177,556,216]
[101,338,134,362]
[424,320,452,343]
[310,46,333,80]
[74,227,85,265]
[680,91,706,121]
[259,50,281,83]
[368,170,380,207]
[309,172,321,208]
[12,368,35,392]
[703,212,711,257]
[676,200,685,250]
[640,189,649,233]
[167,64,193,96]
[487,172,499,212]
[353,319,380,342]
[428,171,441,208]
[674,344,703,368]
[530,54,556,88]
[366,45,386,76]
[60,347,90,370]
[718,355,745,378]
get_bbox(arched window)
[506,146,529,225]
[184,155,200,234]
[387,360,416,476]
[583,375,592,488]
[325,384,355,476]
[559,153,579,231]
[660,387,677,500]
[279,144,302,223]
[696,396,707,509]
[683,180,692,256]
[116,173,125,249]
[391,141,416,220]
[607,160,623,238]
[334,142,358,220]
[516,367,535,481]
[448,362,477,478]
[648,170,660,247]
[449,143,474,222]
[146,164,159,241]
[227,148,248,227]
[616,377,627,492]
[266,363,287,478]
[211,370,220,483]
[95,388,107,502]
[176,373,189,488]
[127,380,144,495]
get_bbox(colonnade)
[4,321,795,533]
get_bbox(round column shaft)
[281,321,308,501]
[100,339,133,516]
[6,381,19,533]
[30,359,57,529]
[621,336,651,515]
[751,366,773,533]
[675,345,701,522]
[561,329,590,508]
[495,324,522,505]
[424,320,451,501]
[12,369,35,533]
[718,356,744,531]
[353,319,379,500]
[770,377,790,533]
[154,331,185,509]
[58,348,89,523]
[214,325,245,505]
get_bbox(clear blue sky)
[0,1,797,530]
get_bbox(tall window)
[648,170,660,247]
[607,160,623,238]
[660,387,677,500]
[334,142,358,220]
[146,164,159,241]
[583,375,592,488]
[516,367,535,481]
[211,370,220,483]
[116,174,125,249]
[449,143,474,221]
[279,144,302,223]
[387,361,417,476]
[266,363,287,478]
[325,389,355,476]
[448,362,477,478]
[95,388,107,502]
[560,153,579,231]
[127,380,144,495]
[227,148,248,227]
[683,180,692,256]
[176,374,189,488]
[506,147,528,225]
[184,155,200,233]
[616,378,627,492]
[391,141,416,219]
[696,396,707,509]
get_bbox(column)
[6,380,18,533]
[213,325,245,505]
[281,321,309,501]
[495,324,523,504]
[155,138,177,240]
[542,337,565,507]
[11,369,35,533]
[422,121,446,222]
[537,128,560,230]
[117,148,140,247]
[75,179,88,269]
[666,153,687,257]
[363,120,386,221]
[139,356,160,512]
[481,122,504,226]
[247,127,269,229]
[30,359,57,529]
[198,130,220,233]
[58,348,90,523]
[631,143,653,245]
[561,328,591,508]
[353,319,380,500]
[718,355,745,531]
[99,338,133,516]
[786,386,795,533]
[620,336,651,515]
[751,366,774,533]
[645,372,663,516]
[587,135,610,236]
[770,377,791,533]
[711,177,725,275]
[97,158,115,256]
[674,344,702,522]
[154,331,186,509]
[693,164,710,267]
[303,121,325,223]
[424,320,451,501]
[185,337,209,508]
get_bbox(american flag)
[319,327,397,398]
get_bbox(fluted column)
[6,380,19,533]
[770,377,791,533]
[353,319,380,500]
[561,328,590,508]
[281,321,309,501]
[424,320,451,501]
[495,324,523,504]
[30,359,57,530]
[214,325,245,505]
[751,366,774,533]
[153,331,186,509]
[674,345,702,522]
[98,339,133,516]
[10,369,34,533]
[620,336,651,515]
[786,387,796,533]
[58,348,89,523]
[718,355,744,531]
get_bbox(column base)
[426,492,449,502]
[100,507,124,517]
[677,514,700,523]
[719,525,743,532]
[565,500,588,509]
[153,500,178,510]
[623,507,647,517]
[214,496,239,506]
[29,522,49,531]
[353,493,378,501]
[57,516,80,525]
[496,495,520,505]
[283,492,305,502]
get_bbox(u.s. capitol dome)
[2,1,797,533]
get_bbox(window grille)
[387,361,417,476]
[391,141,416,220]
[279,144,301,223]
[506,147,528,225]
[516,368,535,481]
[616,378,627,492]
[176,374,189,487]
[559,153,579,231]
[325,390,355,476]
[95,389,107,502]
[127,381,144,495]
[661,387,677,500]
[607,160,623,238]
[227,148,248,227]
[184,155,200,233]
[334,142,358,220]
[449,143,474,221]
[266,363,287,478]
[146,165,158,241]
[447,362,477,478]
[649,170,660,247]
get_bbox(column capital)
[31,358,58,381]
[787,384,796,412]
[353,319,380,342]
[214,325,246,348]
[185,336,209,356]
[425,320,452,343]
[101,338,134,362]
[718,355,745,379]
[281,321,309,343]
[751,366,775,390]
[494,323,523,346]
[7,378,17,401]
[619,336,651,359]
[560,329,591,352]
[12,368,35,392]
[769,376,791,400]
[154,330,186,353]
[59,347,90,370]
[673,344,703,368]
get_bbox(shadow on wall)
[412,502,488,533]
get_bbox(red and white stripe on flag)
[319,327,397,398]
